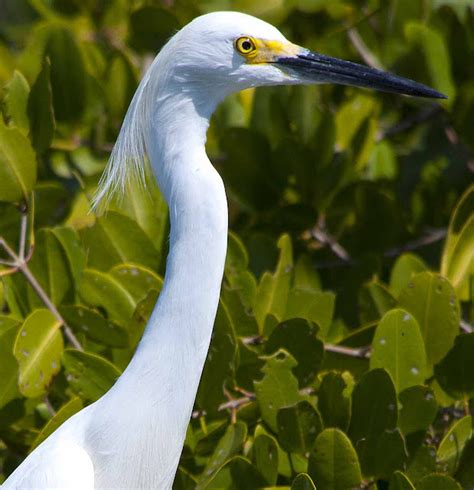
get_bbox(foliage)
[0,0,473,488]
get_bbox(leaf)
[0,117,37,203]
[405,22,456,101]
[51,226,86,286]
[434,333,474,399]
[30,397,82,450]
[265,318,324,386]
[79,269,137,324]
[14,309,63,398]
[277,400,323,454]
[59,305,128,348]
[370,309,427,392]
[27,228,74,308]
[4,70,30,134]
[254,234,293,329]
[27,58,55,153]
[109,264,162,303]
[62,348,121,401]
[358,281,397,324]
[389,253,427,298]
[348,368,398,445]
[197,301,237,413]
[406,444,437,485]
[284,289,335,339]
[204,456,267,490]
[416,474,462,490]
[455,439,474,489]
[291,473,317,490]
[437,415,472,474]
[44,27,87,123]
[0,320,21,409]
[398,386,437,435]
[307,428,362,490]
[80,211,159,272]
[254,350,308,432]
[317,371,351,431]
[441,185,474,298]
[399,272,460,365]
[389,471,415,490]
[198,422,247,488]
[253,434,278,486]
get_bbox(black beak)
[277,51,447,99]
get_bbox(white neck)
[89,81,228,489]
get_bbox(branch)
[325,344,371,359]
[347,28,383,69]
[0,237,82,351]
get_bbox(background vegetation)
[0,0,473,488]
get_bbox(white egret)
[3,11,444,490]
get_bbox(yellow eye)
[235,37,257,56]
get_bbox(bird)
[3,11,445,490]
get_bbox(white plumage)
[3,11,443,489]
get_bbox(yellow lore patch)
[235,37,301,64]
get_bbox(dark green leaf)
[434,333,474,399]
[389,471,415,490]
[317,371,351,431]
[253,434,278,486]
[277,400,323,454]
[437,415,472,474]
[308,428,362,490]
[398,386,437,435]
[27,58,55,153]
[416,474,461,490]
[291,473,316,490]
[62,348,121,401]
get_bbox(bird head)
[168,11,445,100]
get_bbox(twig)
[377,104,443,141]
[310,217,351,263]
[383,228,447,258]
[218,393,255,412]
[325,344,371,359]
[347,28,383,69]
[0,237,82,351]
[460,320,473,334]
[43,396,56,417]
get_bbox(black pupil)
[242,40,252,51]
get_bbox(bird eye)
[235,37,257,56]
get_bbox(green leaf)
[30,397,82,450]
[398,386,437,435]
[198,422,247,488]
[277,400,323,454]
[291,473,317,490]
[389,471,415,490]
[437,415,472,474]
[399,272,460,365]
[62,348,121,401]
[51,226,86,287]
[317,371,351,431]
[44,27,87,123]
[4,70,30,134]
[284,289,335,340]
[434,333,474,399]
[78,269,137,324]
[405,22,456,102]
[416,474,462,490]
[254,350,308,432]
[254,234,293,329]
[27,58,55,153]
[441,185,474,298]
[308,428,362,490]
[0,320,21,409]
[14,309,63,398]
[204,456,267,490]
[357,428,408,478]
[370,309,427,392]
[27,228,74,308]
[109,264,162,303]
[348,368,397,445]
[358,281,397,324]
[293,255,321,291]
[80,211,159,272]
[406,444,437,485]
[253,434,278,486]
[265,318,324,385]
[0,117,37,203]
[59,305,128,348]
[197,301,237,413]
[389,253,427,298]
[455,439,474,489]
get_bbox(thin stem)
[347,28,382,69]
[43,396,56,417]
[0,237,83,351]
[19,213,28,262]
[325,344,371,359]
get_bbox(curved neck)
[96,89,228,489]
